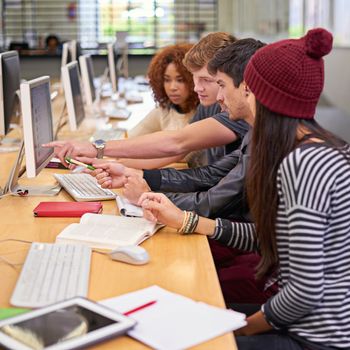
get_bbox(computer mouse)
[109,245,149,265]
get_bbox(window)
[1,0,218,53]
[85,0,218,51]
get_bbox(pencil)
[123,300,157,316]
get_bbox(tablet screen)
[0,305,118,349]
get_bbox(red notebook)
[33,202,103,217]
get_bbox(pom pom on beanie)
[306,28,333,59]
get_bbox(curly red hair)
[148,43,199,113]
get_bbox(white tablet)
[0,297,136,350]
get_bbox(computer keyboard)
[11,243,91,308]
[105,107,131,119]
[90,128,125,142]
[54,173,117,201]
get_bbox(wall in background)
[324,48,350,114]
[217,0,350,116]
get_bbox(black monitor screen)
[69,65,85,127]
[0,53,20,136]
[31,82,54,170]
[86,56,96,103]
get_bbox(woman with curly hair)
[128,43,199,138]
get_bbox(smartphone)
[0,297,136,350]
[65,157,96,171]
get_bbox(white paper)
[100,286,246,350]
[116,195,144,217]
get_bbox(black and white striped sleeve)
[211,218,258,252]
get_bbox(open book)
[56,213,163,250]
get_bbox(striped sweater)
[212,143,350,348]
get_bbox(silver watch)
[92,139,106,159]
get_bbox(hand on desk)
[42,140,97,166]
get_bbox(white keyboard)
[90,128,125,142]
[11,243,91,308]
[54,173,116,201]
[105,107,131,119]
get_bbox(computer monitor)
[79,54,96,106]
[21,76,55,178]
[61,40,77,68]
[107,43,117,94]
[70,40,77,62]
[2,76,60,196]
[61,61,85,131]
[0,51,21,137]
[116,47,129,79]
[61,42,71,68]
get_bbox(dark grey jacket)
[143,130,251,221]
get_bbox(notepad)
[33,201,102,217]
[55,213,163,249]
[100,286,246,350]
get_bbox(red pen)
[123,300,157,316]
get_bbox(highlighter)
[65,157,96,171]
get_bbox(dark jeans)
[208,240,278,304]
[231,305,329,350]
[236,334,304,350]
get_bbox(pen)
[123,300,157,316]
[65,157,96,171]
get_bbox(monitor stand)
[2,140,61,197]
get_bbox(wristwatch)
[92,139,106,159]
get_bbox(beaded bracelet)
[183,211,200,235]
[178,211,200,235]
[177,210,189,234]
[188,212,199,233]
[183,211,194,234]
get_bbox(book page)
[80,213,151,228]
[57,215,161,249]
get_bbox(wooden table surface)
[0,90,236,350]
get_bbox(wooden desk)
[0,96,237,350]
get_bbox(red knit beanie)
[244,28,333,119]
